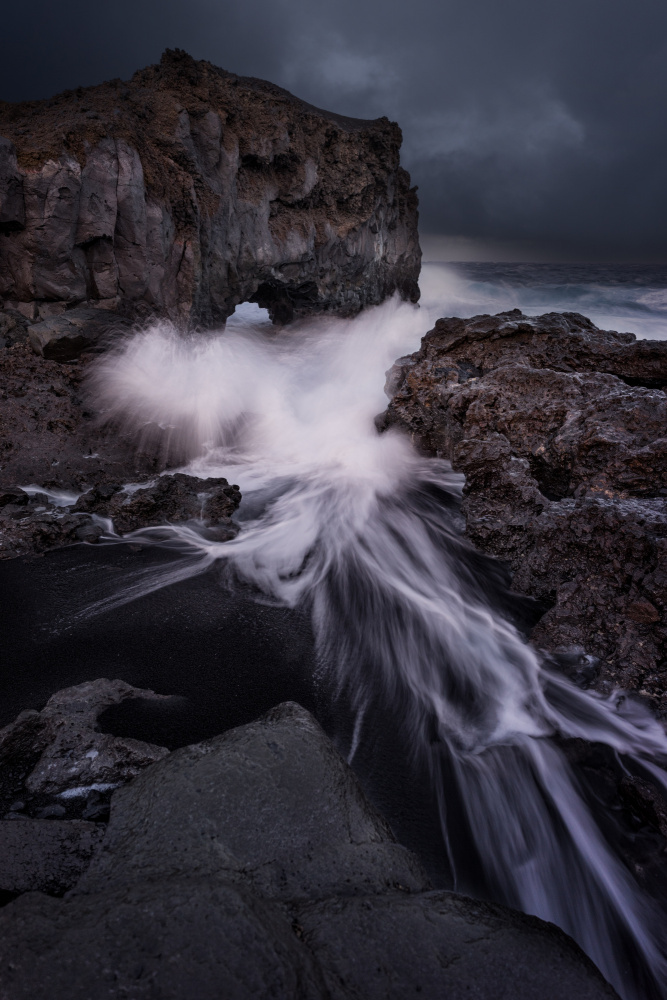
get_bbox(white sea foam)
[420,261,667,340]
[58,783,118,799]
[84,292,667,999]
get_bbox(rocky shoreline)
[0,47,421,555]
[0,472,241,559]
[1,46,665,1000]
[380,308,667,714]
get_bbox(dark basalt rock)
[0,486,106,559]
[0,48,420,328]
[81,701,429,900]
[0,340,157,495]
[294,891,619,1000]
[0,473,242,558]
[28,306,131,361]
[0,678,170,822]
[381,309,667,711]
[0,820,104,897]
[0,701,618,999]
[73,471,241,536]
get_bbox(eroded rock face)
[381,309,667,709]
[0,48,420,328]
[0,702,617,1000]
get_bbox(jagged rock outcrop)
[380,309,667,709]
[72,472,241,537]
[0,701,617,999]
[0,48,420,328]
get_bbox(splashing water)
[86,296,667,999]
[419,261,667,340]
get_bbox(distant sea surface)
[420,262,667,340]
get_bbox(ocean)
[419,261,667,341]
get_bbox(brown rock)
[626,600,661,624]
[381,309,667,708]
[0,48,420,327]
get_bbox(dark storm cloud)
[2,0,666,258]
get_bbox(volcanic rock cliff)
[0,48,420,328]
[380,309,667,712]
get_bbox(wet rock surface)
[0,678,170,823]
[0,48,419,328]
[0,473,241,557]
[381,309,667,710]
[73,472,241,537]
[0,701,618,999]
[0,487,107,559]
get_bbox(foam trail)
[87,296,667,999]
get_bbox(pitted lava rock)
[381,309,667,711]
[0,679,170,823]
[0,48,420,328]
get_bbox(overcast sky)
[2,0,666,260]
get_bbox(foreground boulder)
[0,702,617,998]
[381,309,667,710]
[0,48,419,328]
